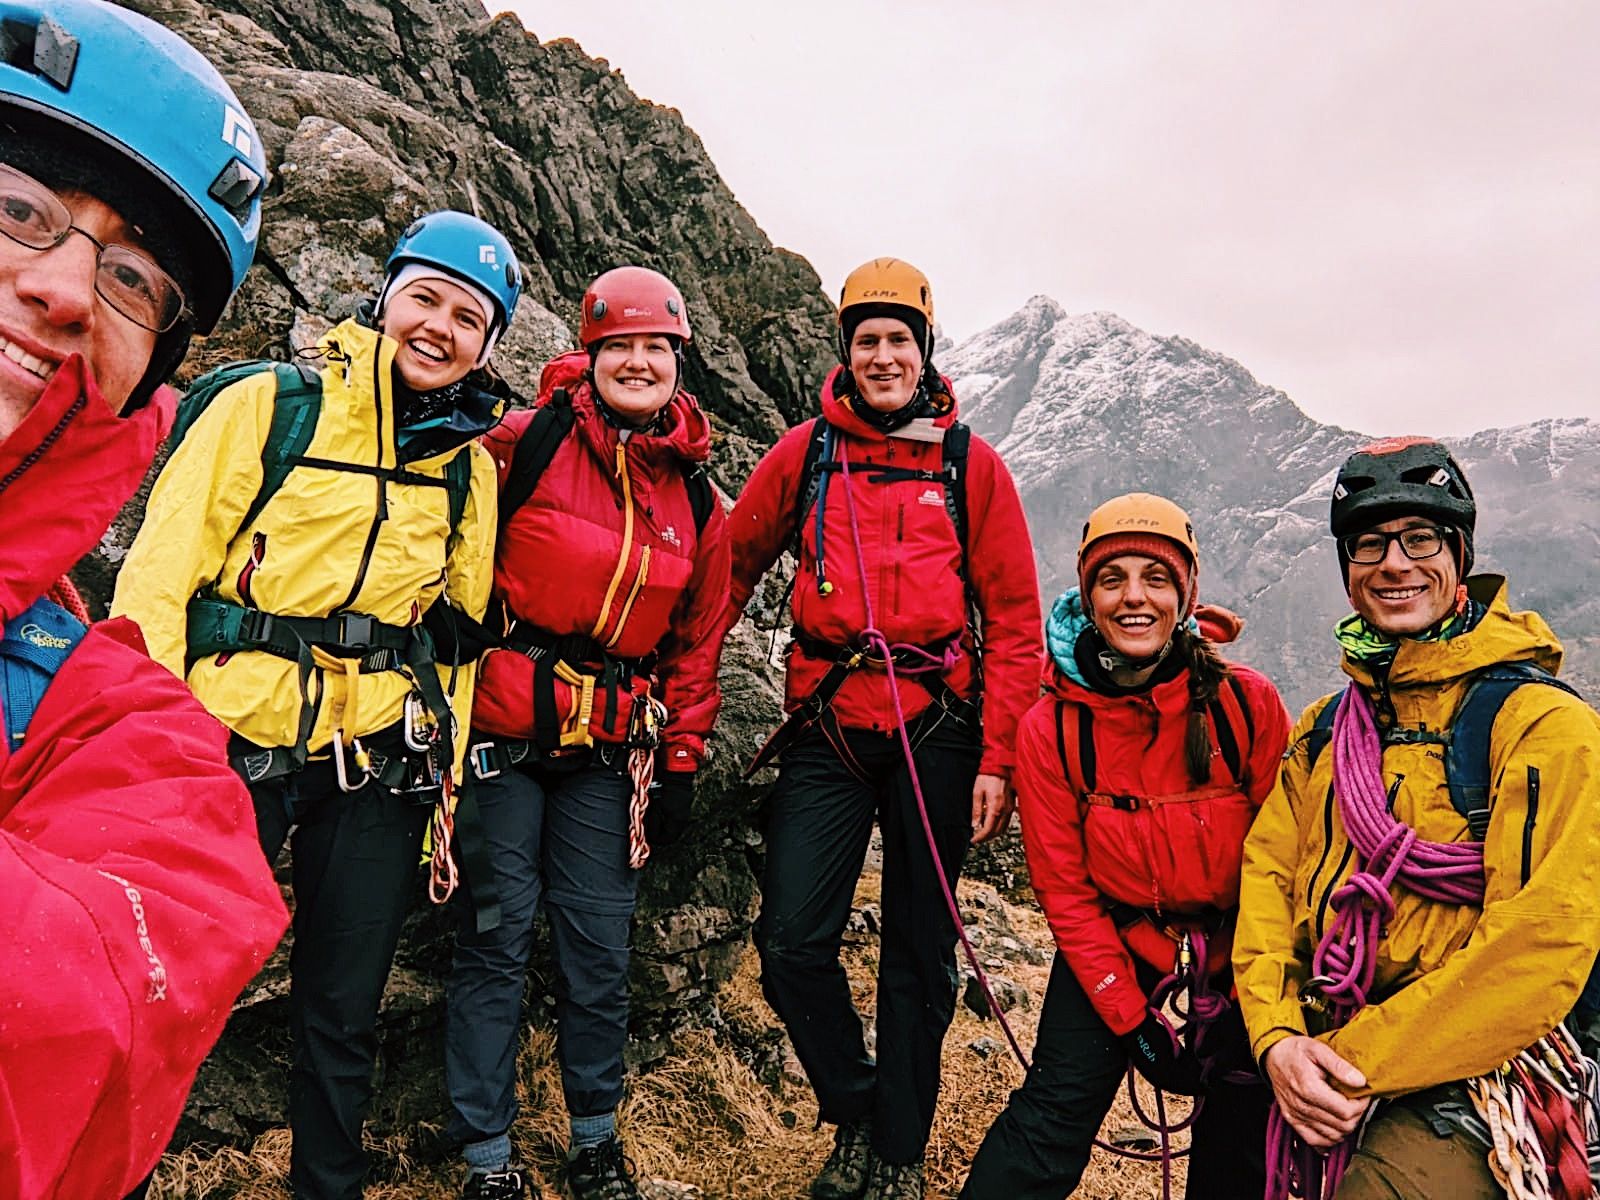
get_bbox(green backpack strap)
[243,363,325,534]
[442,445,473,538]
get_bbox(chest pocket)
[1055,675,1257,915]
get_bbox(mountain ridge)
[945,298,1600,709]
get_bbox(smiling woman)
[111,208,525,1198]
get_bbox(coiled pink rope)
[1265,683,1487,1199]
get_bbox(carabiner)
[403,692,434,752]
[333,733,373,793]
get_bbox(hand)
[645,771,695,849]
[1263,1035,1372,1149]
[1120,1011,1205,1096]
[970,773,1013,844]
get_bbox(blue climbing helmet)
[0,0,266,335]
[381,211,524,353]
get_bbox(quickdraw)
[1468,1025,1599,1200]
[625,693,667,869]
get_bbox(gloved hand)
[1120,1011,1205,1096]
[645,771,696,848]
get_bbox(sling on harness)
[746,417,975,777]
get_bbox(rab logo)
[19,624,71,649]
[478,244,498,265]
[918,488,944,507]
[221,105,254,157]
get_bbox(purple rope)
[1264,684,1487,1199]
[833,442,1199,1189]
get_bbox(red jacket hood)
[539,349,711,467]
[0,355,173,623]
[817,364,961,440]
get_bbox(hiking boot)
[864,1157,924,1200]
[463,1167,530,1199]
[811,1117,874,1200]
[567,1136,641,1200]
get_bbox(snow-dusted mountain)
[946,296,1600,710]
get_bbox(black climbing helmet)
[1330,437,1476,576]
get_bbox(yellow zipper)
[607,545,651,649]
[592,440,635,641]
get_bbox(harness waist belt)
[187,595,415,666]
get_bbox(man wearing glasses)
[0,2,286,1197]
[1233,438,1600,1198]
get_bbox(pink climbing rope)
[1265,683,1487,1199]
[833,442,1202,1191]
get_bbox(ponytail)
[1177,626,1231,784]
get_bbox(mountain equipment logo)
[479,244,498,265]
[19,624,72,650]
[221,105,254,157]
[918,488,944,507]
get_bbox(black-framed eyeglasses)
[1341,525,1451,565]
[0,162,187,333]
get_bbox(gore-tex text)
[99,870,169,1002]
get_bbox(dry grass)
[152,878,1188,1199]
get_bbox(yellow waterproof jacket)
[112,320,497,770]
[1234,576,1600,1096]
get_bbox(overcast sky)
[504,2,1596,436]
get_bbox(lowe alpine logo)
[478,244,498,265]
[221,105,254,157]
[19,623,71,649]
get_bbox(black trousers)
[251,729,433,1200]
[961,952,1270,1200]
[755,702,981,1165]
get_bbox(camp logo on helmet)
[860,288,901,300]
[478,244,497,264]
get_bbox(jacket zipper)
[1521,765,1540,886]
[593,441,636,643]
[336,345,389,612]
[607,546,651,650]
[1306,780,1337,907]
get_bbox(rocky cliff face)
[946,296,1600,710]
[93,0,835,1152]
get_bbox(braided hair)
[1174,626,1232,784]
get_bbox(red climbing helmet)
[579,266,692,349]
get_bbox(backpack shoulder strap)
[684,465,716,536]
[497,388,577,533]
[793,417,831,545]
[1305,691,1341,772]
[1446,662,1580,839]
[0,596,88,749]
[241,361,325,534]
[1053,699,1096,797]
[442,445,473,536]
[941,420,971,559]
[1206,673,1253,786]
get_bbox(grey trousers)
[444,757,638,1141]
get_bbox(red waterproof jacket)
[728,367,1041,778]
[0,358,288,1199]
[473,352,730,772]
[1016,595,1290,1036]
